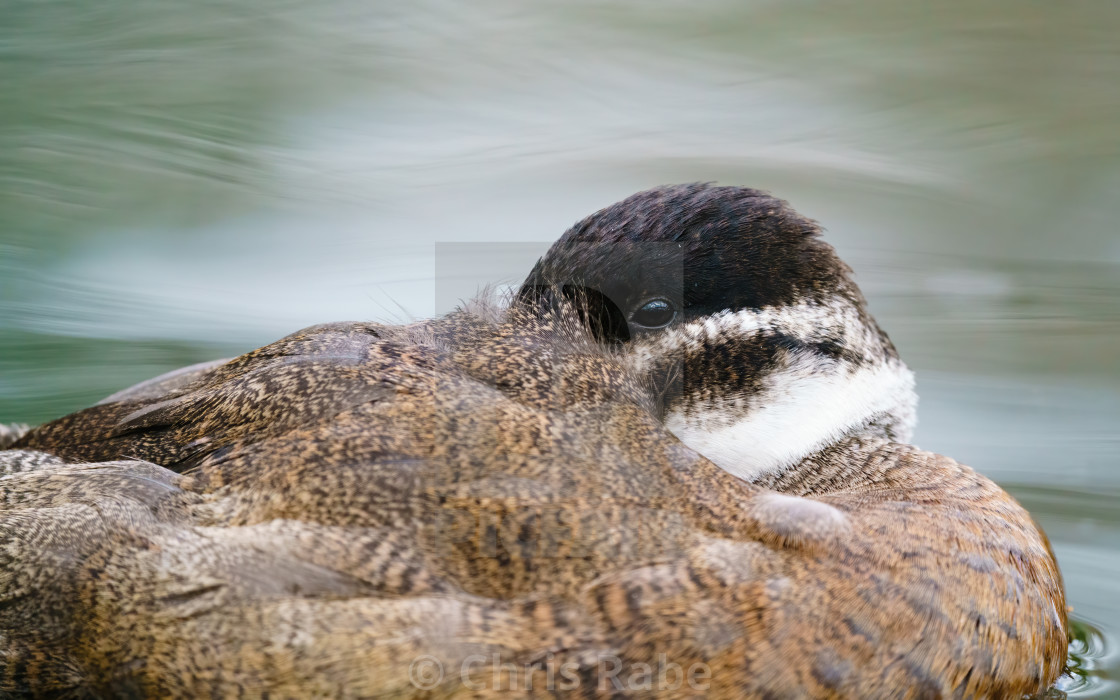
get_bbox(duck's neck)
[748,433,904,495]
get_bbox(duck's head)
[519,183,917,483]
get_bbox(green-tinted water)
[2,1,1117,694]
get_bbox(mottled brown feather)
[2,186,1066,699]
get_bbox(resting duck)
[1,184,1066,698]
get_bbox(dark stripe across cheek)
[807,337,848,362]
[659,332,796,413]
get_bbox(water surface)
[2,1,1117,694]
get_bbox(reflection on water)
[2,0,1118,694]
[1061,618,1117,695]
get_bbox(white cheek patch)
[632,302,917,483]
[666,356,916,482]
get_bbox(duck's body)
[2,185,1066,698]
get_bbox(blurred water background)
[1,1,1118,694]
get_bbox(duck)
[0,184,1067,698]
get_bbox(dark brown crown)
[519,183,856,343]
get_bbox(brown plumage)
[2,185,1066,698]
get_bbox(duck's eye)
[630,299,676,329]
